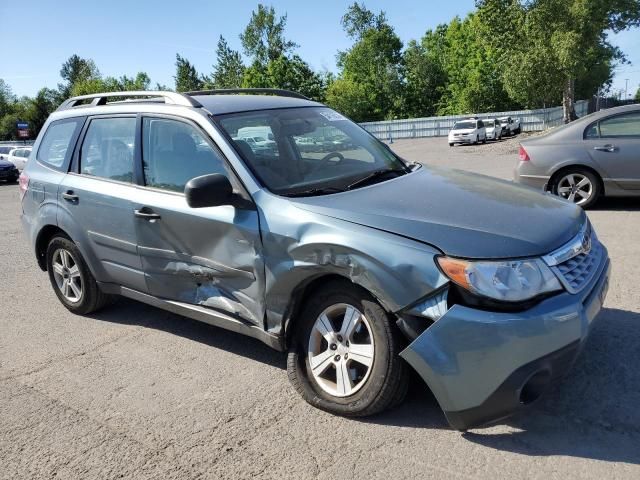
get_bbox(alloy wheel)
[557,173,593,205]
[51,248,83,303]
[307,303,375,397]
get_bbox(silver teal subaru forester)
[20,89,610,430]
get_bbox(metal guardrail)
[360,100,589,140]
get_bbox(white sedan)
[7,146,32,170]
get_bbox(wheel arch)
[282,273,385,350]
[35,225,71,271]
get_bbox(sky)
[1,0,638,100]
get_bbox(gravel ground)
[1,137,639,479]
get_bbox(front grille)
[554,238,602,294]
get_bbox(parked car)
[0,157,19,183]
[448,119,487,146]
[21,89,610,431]
[515,103,640,208]
[7,146,32,170]
[483,118,503,141]
[0,145,20,160]
[498,116,521,136]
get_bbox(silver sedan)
[515,104,640,208]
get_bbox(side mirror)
[185,174,233,208]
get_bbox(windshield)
[484,119,495,127]
[0,147,13,154]
[453,121,476,130]
[217,107,408,196]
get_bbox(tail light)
[519,145,530,162]
[19,172,29,201]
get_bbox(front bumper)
[0,168,18,179]
[400,248,610,430]
[448,134,475,144]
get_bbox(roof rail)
[56,91,202,111]
[184,88,311,100]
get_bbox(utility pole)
[625,79,629,101]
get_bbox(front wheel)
[287,281,408,416]
[551,169,601,209]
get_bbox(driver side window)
[142,117,229,193]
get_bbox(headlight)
[437,256,562,302]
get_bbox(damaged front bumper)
[400,253,611,431]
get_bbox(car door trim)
[97,282,282,350]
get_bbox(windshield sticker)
[319,111,347,122]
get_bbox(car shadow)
[89,300,640,464]
[87,297,287,370]
[362,307,640,465]
[592,196,640,211]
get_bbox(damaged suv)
[20,89,610,430]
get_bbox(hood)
[0,159,15,168]
[290,166,585,259]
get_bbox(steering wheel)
[313,151,345,172]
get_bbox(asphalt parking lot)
[2,136,639,479]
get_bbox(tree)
[71,72,151,96]
[477,0,640,122]
[206,36,245,89]
[636,87,640,101]
[174,54,203,92]
[328,4,404,121]
[25,88,58,137]
[341,2,387,40]
[0,79,16,118]
[240,4,298,66]
[58,54,100,99]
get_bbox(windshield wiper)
[282,186,346,198]
[346,168,404,191]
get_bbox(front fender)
[257,194,447,334]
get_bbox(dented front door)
[132,115,264,326]
[133,192,264,325]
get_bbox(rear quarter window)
[37,118,84,170]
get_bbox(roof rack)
[185,88,310,100]
[56,91,202,111]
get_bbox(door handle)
[62,191,79,202]
[134,208,161,220]
[593,144,617,152]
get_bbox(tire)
[550,168,601,209]
[46,235,114,314]
[287,280,409,417]
[475,135,479,145]
[449,143,454,147]
[482,135,487,144]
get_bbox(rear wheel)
[551,168,601,209]
[449,142,454,147]
[46,235,114,314]
[287,281,409,416]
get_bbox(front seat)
[152,132,198,191]
[234,139,287,189]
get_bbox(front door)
[131,115,265,326]
[59,115,147,292]
[585,111,640,190]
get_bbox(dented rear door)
[132,115,265,326]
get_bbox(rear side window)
[37,118,83,169]
[142,117,229,193]
[79,117,136,183]
[598,112,640,138]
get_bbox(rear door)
[585,111,640,190]
[131,114,265,326]
[58,115,147,292]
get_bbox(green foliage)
[477,0,640,120]
[58,54,100,99]
[327,4,404,121]
[174,54,203,92]
[636,87,640,101]
[240,4,298,65]
[205,36,245,89]
[71,72,151,96]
